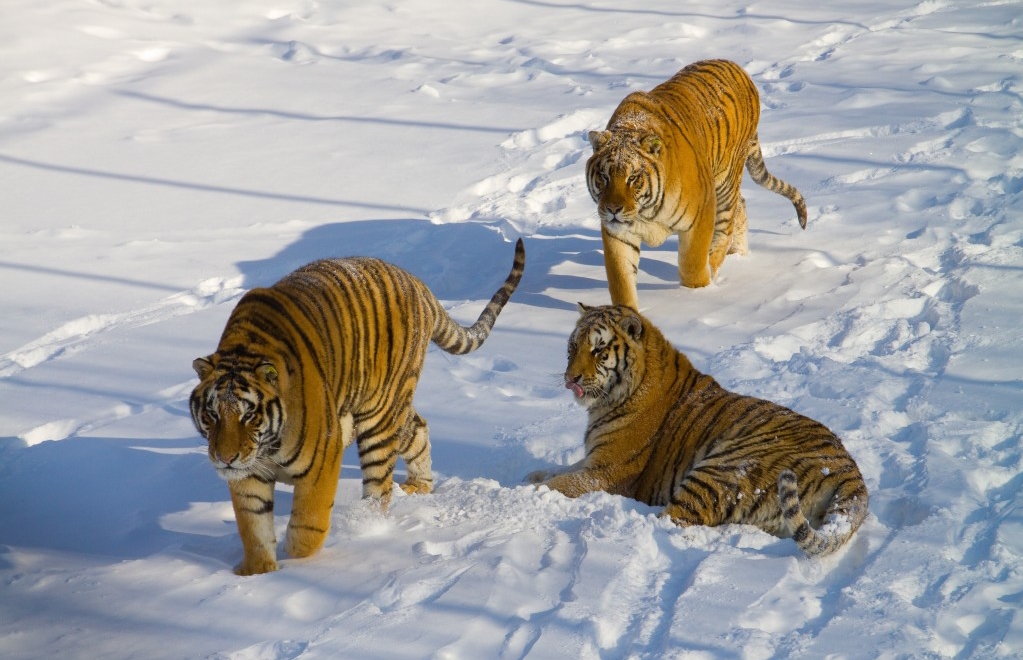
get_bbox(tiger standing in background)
[191,239,525,575]
[586,59,808,309]
[527,304,868,558]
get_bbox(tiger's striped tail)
[778,469,864,558]
[745,136,808,229]
[431,238,525,355]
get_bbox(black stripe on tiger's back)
[677,388,736,438]
[295,263,349,368]
[368,263,403,361]
[237,290,324,378]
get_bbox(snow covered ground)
[2,0,1021,658]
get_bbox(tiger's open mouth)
[566,381,585,398]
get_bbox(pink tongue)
[566,381,584,398]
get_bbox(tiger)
[526,304,868,558]
[586,59,808,309]
[191,238,525,575]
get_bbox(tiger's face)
[565,304,644,408]
[190,353,285,482]
[585,130,664,236]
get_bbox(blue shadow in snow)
[235,217,681,311]
[0,436,238,566]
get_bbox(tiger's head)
[565,303,645,409]
[585,127,665,236]
[190,351,286,481]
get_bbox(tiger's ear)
[256,363,279,384]
[588,130,611,152]
[641,135,662,156]
[577,302,593,315]
[620,313,643,340]
[193,356,214,380]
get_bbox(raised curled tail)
[432,238,525,355]
[745,135,808,229]
[778,469,867,558]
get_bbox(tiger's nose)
[214,451,239,466]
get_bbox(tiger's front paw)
[660,504,697,527]
[234,553,278,576]
[284,525,327,559]
[524,469,553,485]
[679,267,712,288]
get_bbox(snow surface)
[2,0,1022,658]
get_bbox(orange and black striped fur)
[586,59,808,309]
[191,239,525,575]
[527,304,867,558]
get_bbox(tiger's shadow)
[235,218,682,311]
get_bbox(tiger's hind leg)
[284,412,351,561]
[354,406,418,511]
[676,206,714,289]
[399,411,433,495]
[778,469,868,558]
[728,195,749,256]
[661,466,738,528]
[707,167,746,279]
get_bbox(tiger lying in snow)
[528,304,867,557]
